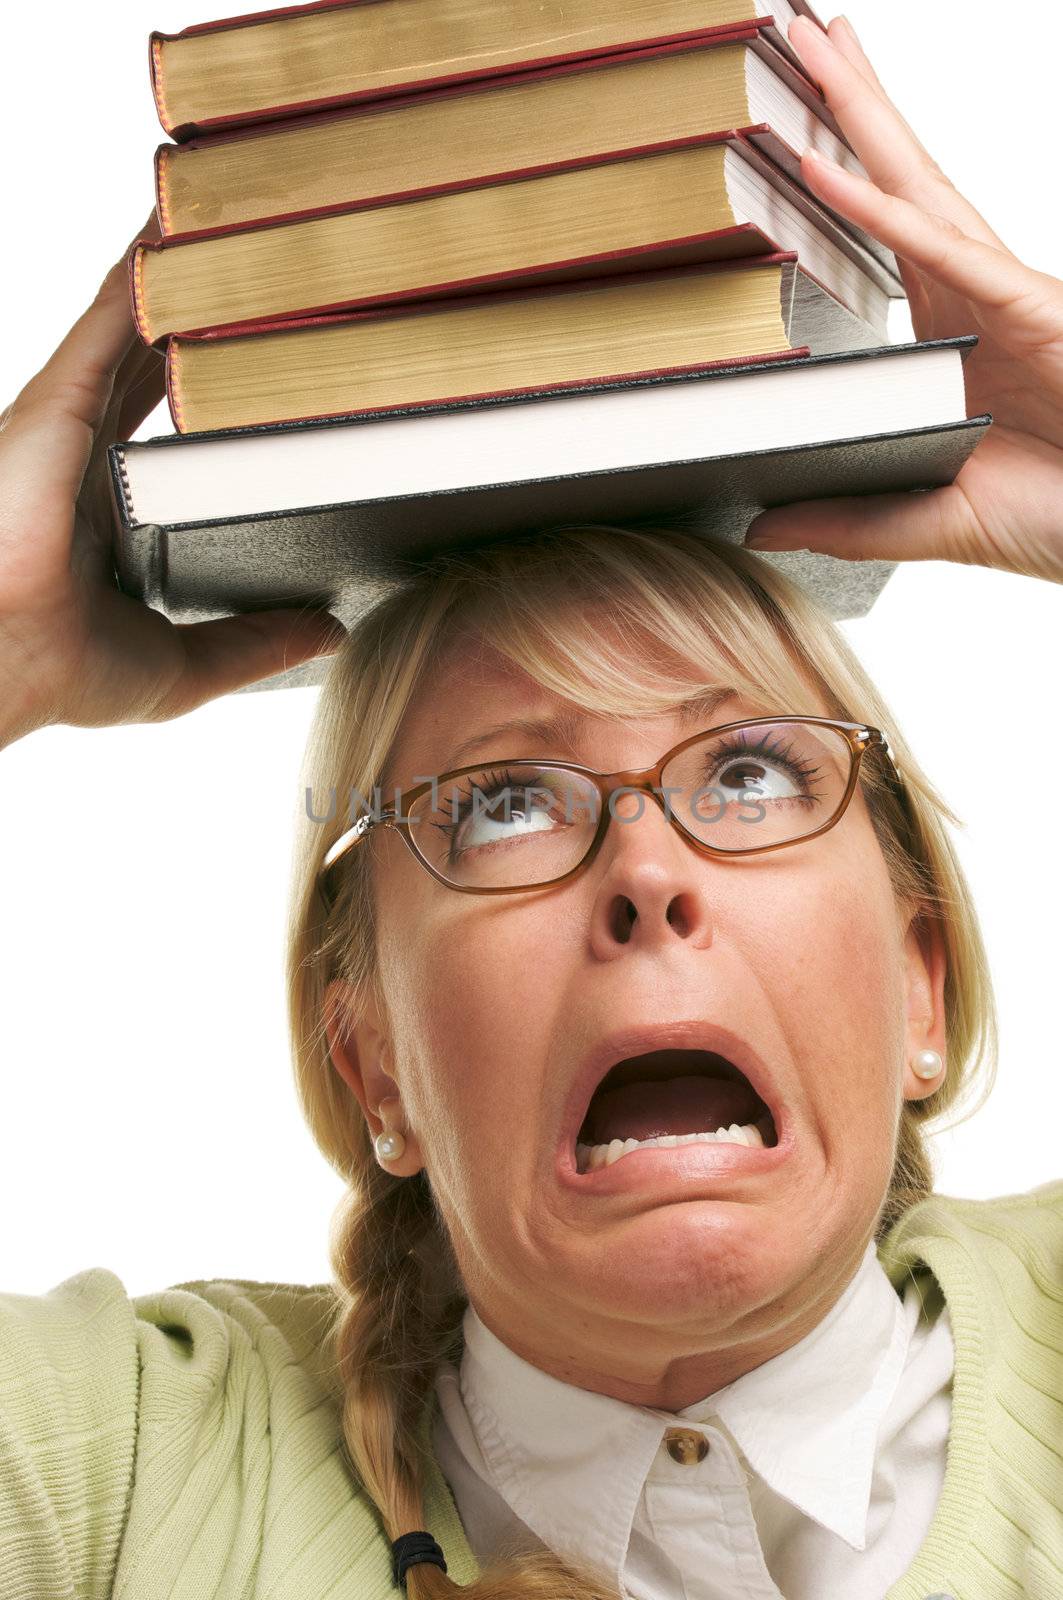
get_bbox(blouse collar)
[440,1238,911,1584]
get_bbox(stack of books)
[111,0,991,686]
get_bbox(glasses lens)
[406,763,602,889]
[660,720,853,853]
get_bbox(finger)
[115,350,167,441]
[1,226,155,502]
[156,607,348,713]
[742,483,981,566]
[22,208,158,423]
[903,266,933,331]
[87,337,167,452]
[74,345,168,572]
[823,14,969,223]
[111,343,168,441]
[826,17,925,125]
[796,148,1058,327]
[826,16,886,88]
[887,251,935,334]
[794,11,951,245]
[788,16,1009,252]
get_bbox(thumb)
[743,483,975,565]
[163,607,347,713]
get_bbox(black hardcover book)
[108,336,989,692]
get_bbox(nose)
[588,781,715,953]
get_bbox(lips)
[559,1020,785,1165]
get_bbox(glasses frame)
[316,716,903,906]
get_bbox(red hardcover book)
[130,133,902,346]
[150,0,827,140]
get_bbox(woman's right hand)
[0,222,346,749]
[744,14,1063,586]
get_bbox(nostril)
[609,895,637,942]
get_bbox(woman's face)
[326,638,947,1409]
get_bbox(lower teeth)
[576,1119,771,1174]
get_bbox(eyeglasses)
[316,716,903,905]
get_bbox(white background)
[1,1,1060,1299]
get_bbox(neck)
[467,1246,872,1410]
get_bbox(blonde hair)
[285,521,997,1600]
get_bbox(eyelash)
[711,732,823,795]
[433,767,527,854]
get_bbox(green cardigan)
[1,1181,1061,1600]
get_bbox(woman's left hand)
[743,13,1063,586]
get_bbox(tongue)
[585,1074,763,1144]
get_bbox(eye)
[458,781,556,850]
[714,755,799,800]
[705,733,821,805]
[445,769,574,857]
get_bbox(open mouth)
[574,1048,779,1175]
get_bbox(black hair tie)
[392,1530,448,1590]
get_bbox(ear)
[322,978,425,1176]
[899,904,949,1105]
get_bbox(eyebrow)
[444,687,739,769]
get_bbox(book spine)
[129,243,152,345]
[165,336,185,433]
[154,144,172,237]
[149,32,173,141]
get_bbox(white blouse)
[432,1238,955,1600]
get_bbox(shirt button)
[663,1427,710,1464]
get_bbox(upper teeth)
[576,1119,771,1173]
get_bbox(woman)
[1,14,1061,1600]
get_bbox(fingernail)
[835,14,862,48]
[803,146,846,176]
[790,13,833,44]
[744,532,782,549]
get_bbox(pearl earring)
[912,1048,944,1081]
[374,1129,406,1162]
[374,1083,406,1164]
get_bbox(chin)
[573,1199,816,1331]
